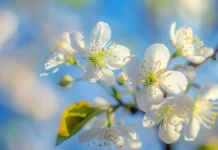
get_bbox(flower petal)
[175,27,193,47]
[91,21,111,50]
[98,67,115,86]
[136,86,163,112]
[122,56,144,86]
[44,53,65,70]
[202,47,214,59]
[184,117,200,141]
[106,45,130,70]
[59,32,75,54]
[144,44,170,72]
[94,97,110,109]
[161,70,187,94]
[158,124,181,144]
[40,68,59,77]
[84,117,106,130]
[120,139,142,150]
[143,112,158,127]
[79,127,104,142]
[170,22,177,46]
[174,94,195,111]
[199,83,218,101]
[69,31,86,55]
[186,55,205,64]
[114,125,138,134]
[83,63,99,82]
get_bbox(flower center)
[156,104,175,126]
[143,71,162,86]
[159,105,175,118]
[192,100,211,116]
[190,100,218,130]
[88,52,105,67]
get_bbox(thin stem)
[170,50,180,60]
[165,144,172,150]
[106,110,112,128]
[185,84,191,94]
[75,61,85,71]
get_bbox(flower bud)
[117,72,127,85]
[58,75,74,88]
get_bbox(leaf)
[56,101,105,146]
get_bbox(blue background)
[0,0,218,150]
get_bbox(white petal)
[161,71,187,94]
[40,68,59,77]
[122,55,144,85]
[69,31,86,55]
[136,86,163,112]
[94,97,110,109]
[45,54,65,70]
[84,117,106,130]
[199,83,218,101]
[98,67,115,86]
[143,112,158,127]
[158,124,181,144]
[112,125,138,140]
[202,47,214,59]
[175,27,193,48]
[114,125,138,134]
[184,117,200,141]
[83,63,99,82]
[181,44,197,56]
[120,139,142,150]
[62,32,71,45]
[174,94,195,111]
[175,124,183,132]
[91,21,111,50]
[144,44,170,72]
[186,55,205,64]
[106,45,130,70]
[170,22,177,46]
[79,128,104,142]
[58,33,75,54]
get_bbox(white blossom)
[117,72,128,84]
[184,83,218,141]
[170,22,214,64]
[70,22,130,86]
[94,97,111,110]
[79,119,141,150]
[40,32,75,76]
[143,95,192,144]
[123,44,187,112]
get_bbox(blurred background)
[0,0,218,150]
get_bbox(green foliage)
[199,145,218,150]
[59,0,91,7]
[56,101,105,146]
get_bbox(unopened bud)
[117,72,127,85]
[58,75,74,88]
[67,56,76,64]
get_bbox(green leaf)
[56,101,105,146]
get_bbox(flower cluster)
[42,21,218,149]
